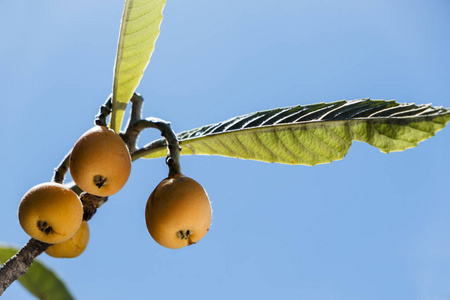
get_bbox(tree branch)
[1,94,115,294]
[1,92,181,294]
[0,191,108,294]
[80,193,108,221]
[0,239,50,296]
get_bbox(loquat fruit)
[145,174,212,249]
[45,221,90,258]
[70,126,132,197]
[18,182,83,244]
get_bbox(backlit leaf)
[110,0,166,132]
[133,99,450,165]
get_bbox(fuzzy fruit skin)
[145,174,212,249]
[70,126,132,197]
[45,221,90,258]
[18,182,83,244]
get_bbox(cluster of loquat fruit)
[18,125,212,258]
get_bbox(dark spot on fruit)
[37,220,54,235]
[176,229,192,240]
[93,175,107,188]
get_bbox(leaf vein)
[121,34,159,56]
[128,1,164,22]
[306,127,346,159]
[124,16,162,38]
[323,125,352,149]
[215,138,240,157]
[234,135,257,158]
[273,130,302,163]
[253,133,278,162]
[288,128,318,165]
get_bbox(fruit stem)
[124,116,182,177]
[52,150,71,184]
[94,94,113,127]
[145,117,181,177]
[118,93,181,176]
[165,136,181,178]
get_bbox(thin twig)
[121,93,144,153]
[131,138,168,161]
[52,150,71,184]
[128,118,181,177]
[95,94,113,127]
[128,93,144,126]
[119,93,181,176]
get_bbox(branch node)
[80,193,108,221]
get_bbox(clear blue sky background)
[1,0,450,299]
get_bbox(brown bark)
[0,239,50,296]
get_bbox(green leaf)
[110,0,166,133]
[0,246,74,300]
[133,99,450,165]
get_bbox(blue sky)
[1,0,450,299]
